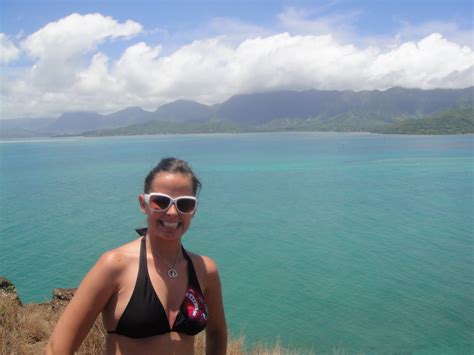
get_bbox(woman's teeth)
[161,221,179,229]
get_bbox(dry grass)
[0,298,57,355]
[0,297,107,355]
[0,297,320,354]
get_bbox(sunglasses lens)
[149,195,171,210]
[177,198,196,213]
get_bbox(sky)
[0,0,473,119]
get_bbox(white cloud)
[0,33,20,63]
[368,34,473,89]
[21,13,142,59]
[231,33,379,93]
[1,12,473,119]
[395,20,473,48]
[75,52,118,92]
[114,42,163,94]
[18,13,142,91]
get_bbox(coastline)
[1,130,474,144]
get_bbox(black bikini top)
[107,229,208,338]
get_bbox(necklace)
[151,249,181,278]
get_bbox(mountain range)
[1,87,472,137]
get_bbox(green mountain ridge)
[83,119,244,136]
[82,106,473,136]
[372,107,474,134]
[2,87,473,137]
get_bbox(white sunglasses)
[144,193,198,214]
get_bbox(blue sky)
[3,1,472,36]
[1,0,472,119]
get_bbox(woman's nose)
[166,203,179,215]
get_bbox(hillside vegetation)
[372,107,474,134]
[3,87,472,137]
[84,106,474,136]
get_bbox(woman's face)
[140,172,196,242]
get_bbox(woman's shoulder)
[186,250,219,273]
[95,238,142,275]
[186,250,220,291]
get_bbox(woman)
[47,158,227,354]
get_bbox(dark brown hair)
[144,157,201,195]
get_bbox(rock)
[0,276,15,291]
[52,288,77,302]
[0,276,21,305]
[0,278,77,309]
[48,288,77,311]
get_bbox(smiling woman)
[46,157,227,355]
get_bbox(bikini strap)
[135,227,147,236]
[139,237,148,274]
[181,247,203,294]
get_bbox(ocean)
[1,132,473,354]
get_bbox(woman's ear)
[138,194,148,214]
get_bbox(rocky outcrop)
[0,276,77,309]
[52,288,76,302]
[49,287,77,310]
[0,276,21,305]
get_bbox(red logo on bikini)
[184,288,208,324]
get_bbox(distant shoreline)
[2,130,474,142]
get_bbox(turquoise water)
[1,133,473,354]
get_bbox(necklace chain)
[151,248,181,279]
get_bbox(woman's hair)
[144,157,202,195]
